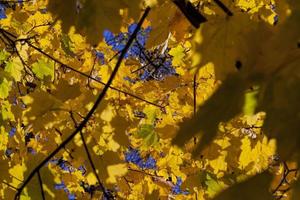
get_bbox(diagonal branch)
[213,0,233,16]
[14,7,151,199]
[172,0,207,28]
[2,181,19,191]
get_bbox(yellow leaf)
[169,44,185,66]
[0,126,8,151]
[106,164,128,184]
[1,100,15,121]
[86,173,97,185]
[100,105,115,122]
[0,78,11,99]
[107,137,120,152]
[209,151,227,178]
[9,164,26,188]
[239,136,276,173]
[143,0,158,7]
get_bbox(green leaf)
[5,58,23,82]
[1,100,14,121]
[136,124,159,147]
[0,50,10,64]
[0,78,11,99]
[61,34,76,56]
[243,86,259,116]
[205,174,226,198]
[32,59,55,80]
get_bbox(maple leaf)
[32,59,55,80]
[5,57,23,82]
[0,78,11,99]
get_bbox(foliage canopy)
[0,0,299,199]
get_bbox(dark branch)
[14,7,151,199]
[0,30,35,76]
[213,0,233,16]
[172,0,207,28]
[1,181,19,191]
[37,170,45,200]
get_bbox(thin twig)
[1,181,19,191]
[0,30,35,76]
[0,28,164,108]
[87,57,97,89]
[272,162,298,199]
[69,111,110,199]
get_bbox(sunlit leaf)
[5,57,23,82]
[106,164,128,184]
[32,59,55,80]
[0,78,11,99]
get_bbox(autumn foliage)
[0,0,299,199]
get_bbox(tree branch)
[213,0,233,16]
[172,0,207,28]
